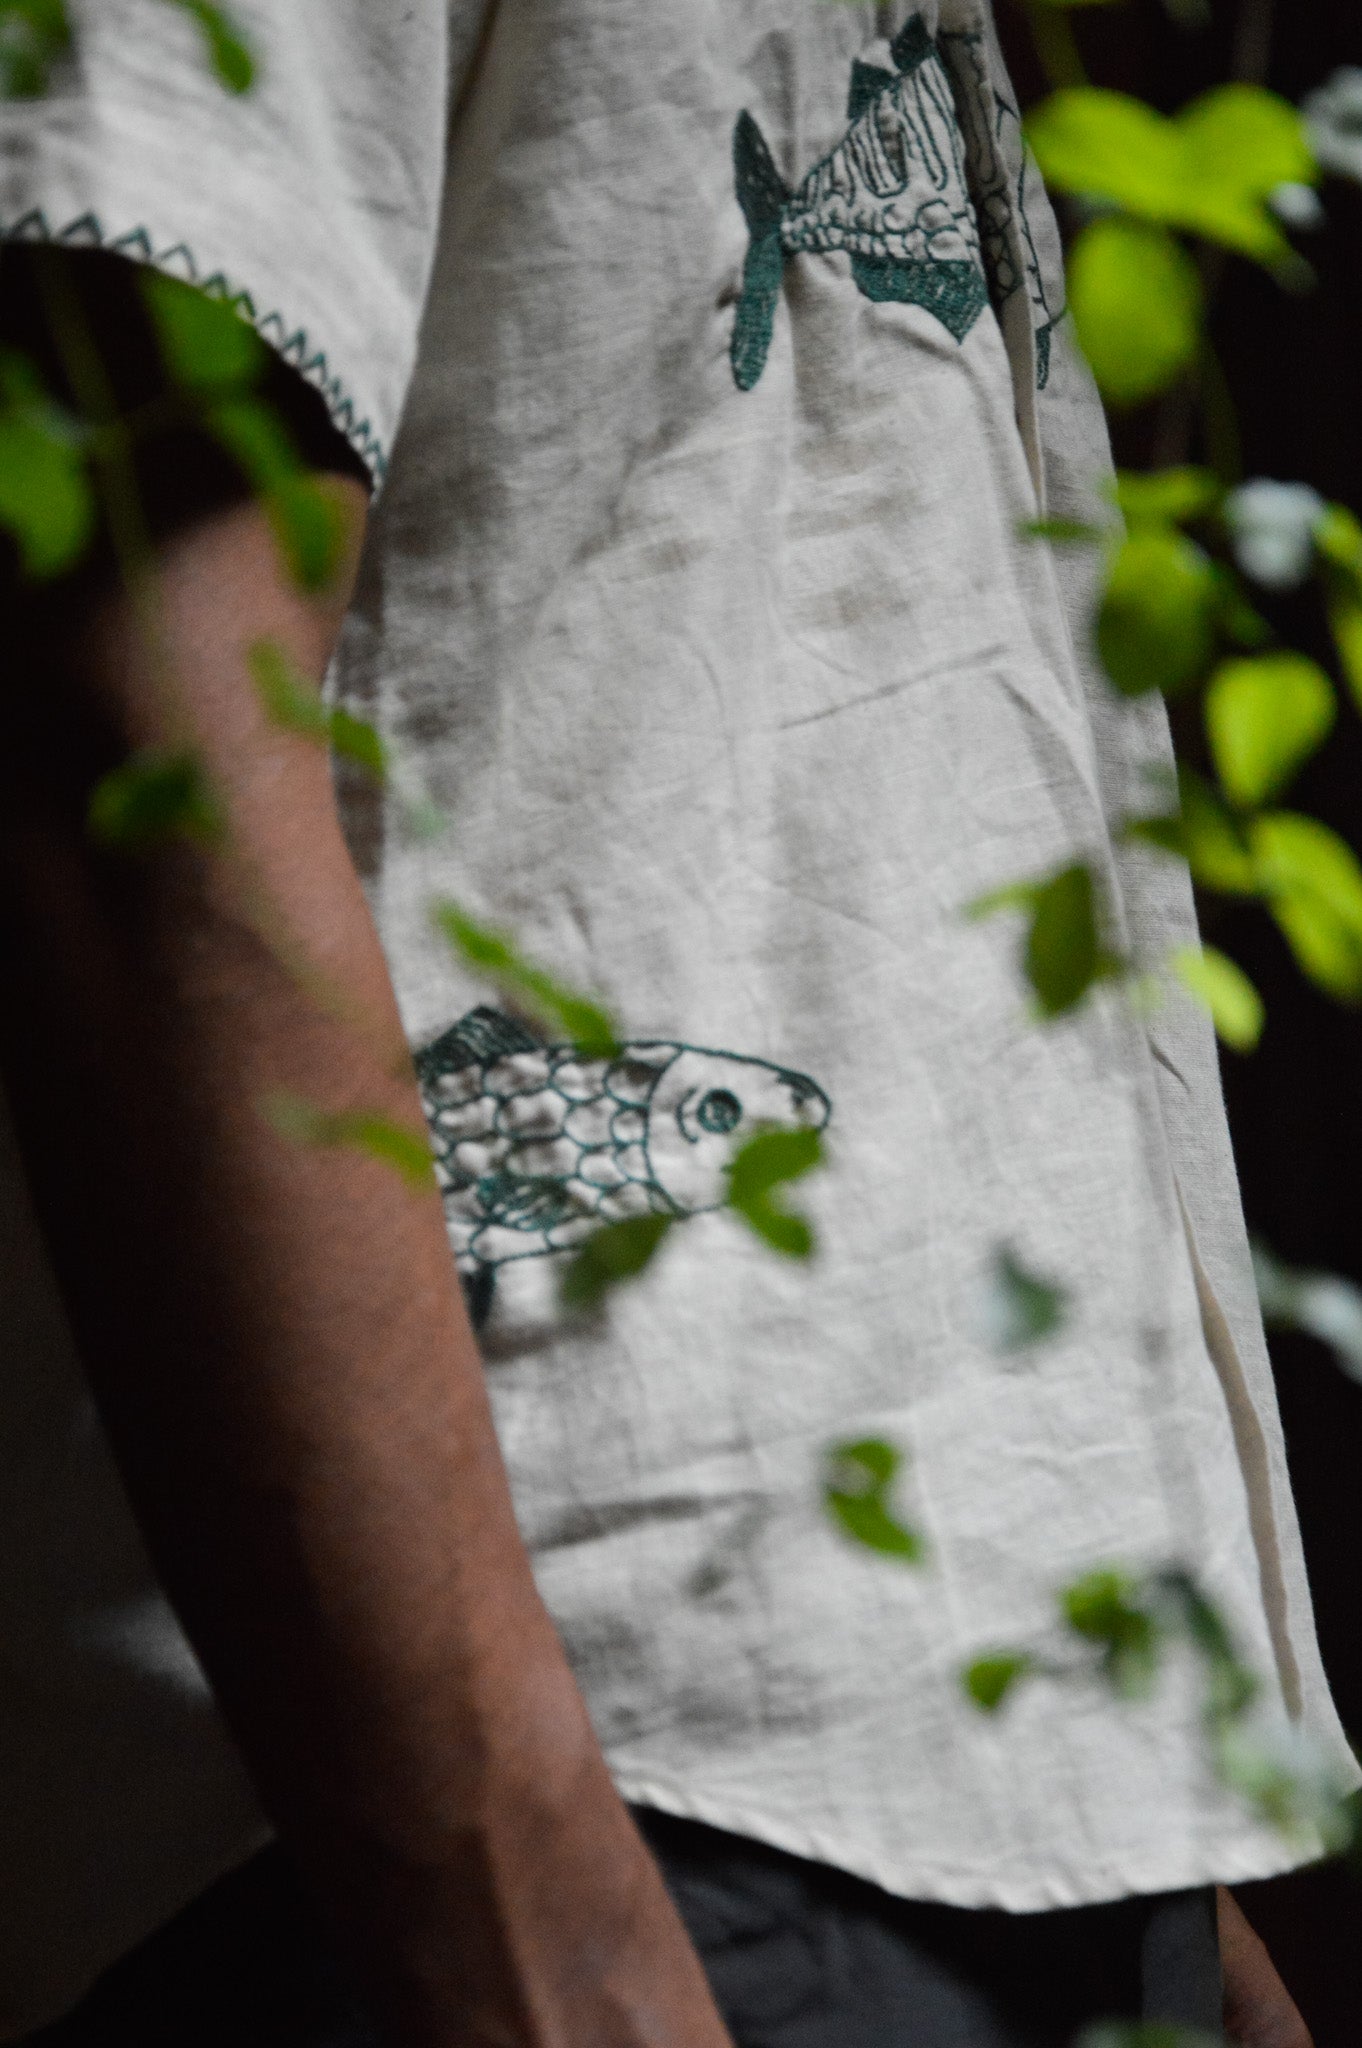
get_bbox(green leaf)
[1249,811,1362,999]
[1213,1719,1357,1852]
[142,273,264,394]
[969,863,1122,1018]
[964,1654,1033,1712]
[1096,528,1218,696]
[1204,652,1335,808]
[1027,90,1185,219]
[1211,565,1273,651]
[0,410,93,577]
[1111,466,1220,528]
[1026,862,1118,1017]
[1027,84,1311,264]
[1178,768,1260,893]
[0,0,70,97]
[0,347,94,577]
[263,1092,433,1186]
[560,1213,673,1310]
[1124,767,1259,896]
[983,1247,1068,1351]
[1313,501,1362,581]
[1062,1567,1162,1697]
[87,750,223,851]
[165,0,254,91]
[1315,505,1362,713]
[1170,942,1264,1051]
[1068,218,1203,406]
[207,397,346,591]
[249,640,388,778]
[433,902,621,1058]
[1176,85,1316,256]
[726,1126,822,1259]
[266,473,347,593]
[1327,592,1362,714]
[824,1438,924,1562]
[1018,516,1106,544]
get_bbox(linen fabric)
[21,1816,1224,2047]
[1,0,1355,2031]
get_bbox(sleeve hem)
[1,204,388,487]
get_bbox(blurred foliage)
[0,0,68,97]
[433,903,621,1059]
[981,1246,1068,1351]
[561,1214,673,1312]
[0,0,251,98]
[1254,1242,1362,1384]
[726,1125,822,1258]
[1170,942,1263,1051]
[1026,84,1315,268]
[262,1092,433,1187]
[1096,526,1218,692]
[250,640,388,779]
[1068,216,1202,405]
[0,345,93,574]
[1203,652,1334,808]
[86,749,223,851]
[965,1562,1356,1849]
[144,273,345,591]
[824,1438,924,1562]
[969,861,1123,1018]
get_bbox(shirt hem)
[611,1770,1336,1913]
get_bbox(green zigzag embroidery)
[731,14,990,392]
[0,208,387,479]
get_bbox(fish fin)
[847,58,895,122]
[850,252,988,341]
[733,110,789,236]
[889,14,935,75]
[461,1263,496,1331]
[417,1004,544,1077]
[731,112,789,392]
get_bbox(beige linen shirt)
[2,0,1355,2030]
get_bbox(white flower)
[1224,478,1325,590]
[1302,67,1362,184]
[1268,180,1325,230]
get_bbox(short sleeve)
[0,0,459,486]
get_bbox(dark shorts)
[26,1809,1223,2047]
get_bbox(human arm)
[0,250,732,2048]
[1219,1886,1313,2048]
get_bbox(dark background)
[996,1,1362,2036]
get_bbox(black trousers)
[27,1809,1223,2046]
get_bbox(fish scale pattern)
[415,1006,831,1323]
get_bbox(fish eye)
[697,1088,742,1134]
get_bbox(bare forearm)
[0,498,727,2045]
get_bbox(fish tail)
[731,110,789,392]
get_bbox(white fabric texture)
[0,0,1356,2030]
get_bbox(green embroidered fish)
[416,1006,831,1325]
[732,13,990,391]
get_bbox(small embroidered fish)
[416,1006,831,1325]
[731,13,990,391]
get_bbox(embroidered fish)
[731,14,990,391]
[416,1006,831,1325]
